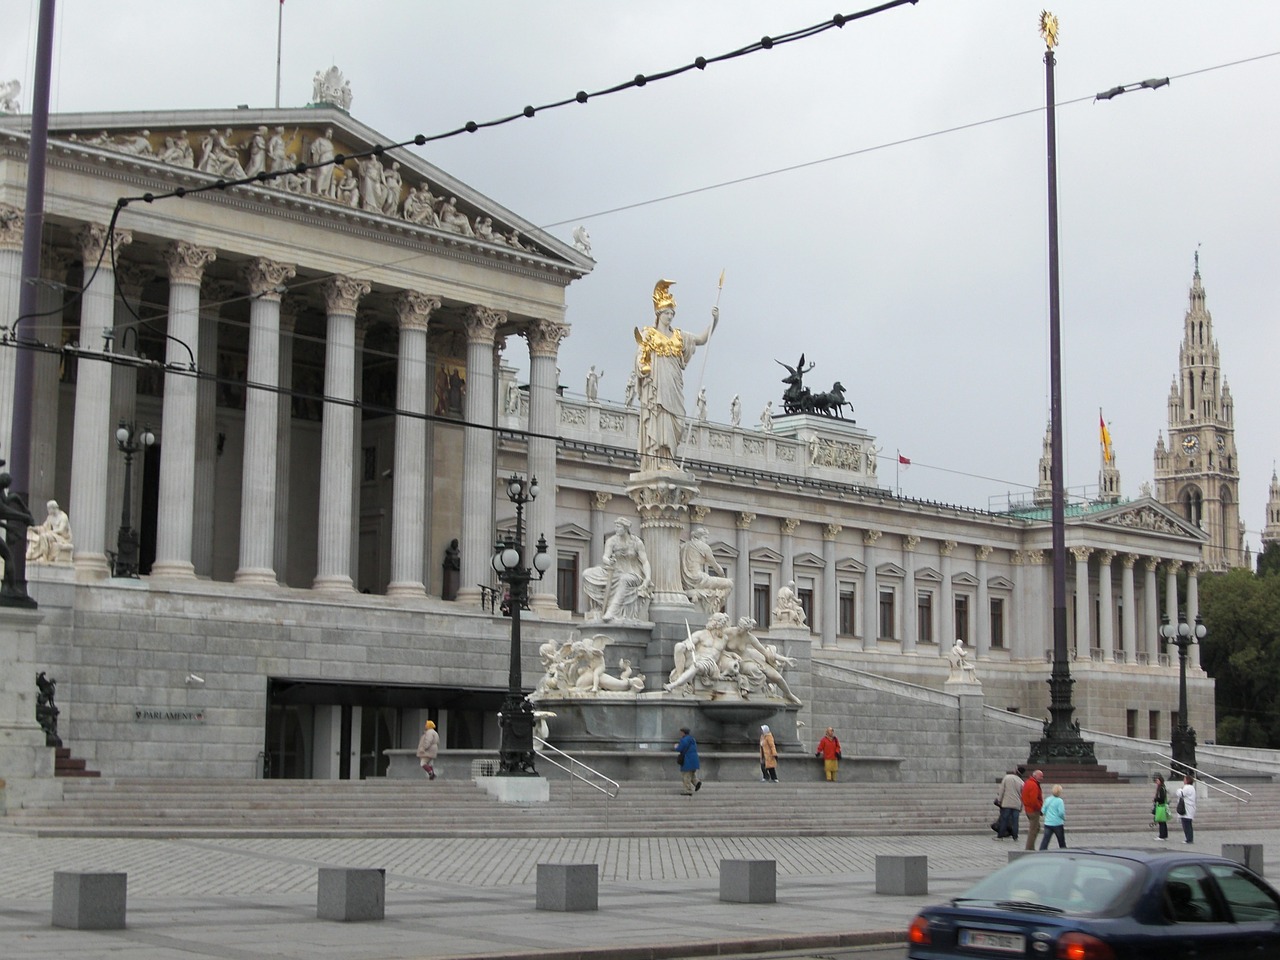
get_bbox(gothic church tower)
[1153,254,1245,570]
[1263,468,1280,551]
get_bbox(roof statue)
[311,66,353,111]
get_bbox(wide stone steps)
[5,777,1274,839]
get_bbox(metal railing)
[534,736,621,808]
[1142,752,1252,804]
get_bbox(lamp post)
[113,420,155,578]
[491,473,551,776]
[1160,612,1203,778]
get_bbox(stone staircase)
[4,776,1275,839]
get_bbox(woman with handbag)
[1152,774,1170,840]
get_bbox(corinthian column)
[313,276,370,592]
[1121,554,1137,665]
[456,306,503,606]
[386,291,439,597]
[526,317,569,612]
[1096,550,1115,662]
[0,205,23,460]
[821,523,841,648]
[69,223,132,579]
[1071,546,1092,658]
[151,241,216,579]
[234,257,295,585]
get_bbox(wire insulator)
[465,121,478,132]
[523,105,535,118]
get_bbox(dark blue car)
[907,848,1280,959]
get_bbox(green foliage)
[1199,568,1280,747]
[1258,542,1280,578]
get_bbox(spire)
[1264,466,1280,550]
[1034,421,1053,506]
[1098,436,1121,504]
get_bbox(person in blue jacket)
[675,727,702,795]
[1039,784,1067,849]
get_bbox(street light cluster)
[491,474,551,777]
[112,420,155,579]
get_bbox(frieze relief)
[560,407,587,427]
[599,412,625,432]
[743,438,764,456]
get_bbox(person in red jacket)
[815,727,842,782]
[1021,769,1044,850]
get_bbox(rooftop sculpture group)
[777,354,852,419]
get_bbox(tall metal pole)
[1029,11,1096,768]
[5,0,56,607]
[275,0,283,109]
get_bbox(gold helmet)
[652,279,676,314]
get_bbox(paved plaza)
[2,824,1277,959]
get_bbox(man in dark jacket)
[675,727,702,795]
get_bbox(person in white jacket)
[1176,775,1198,843]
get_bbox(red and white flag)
[898,452,911,467]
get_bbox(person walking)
[1176,775,1197,843]
[416,720,439,780]
[675,727,702,796]
[1021,769,1044,850]
[815,727,842,782]
[1039,784,1067,849]
[1152,774,1170,841]
[759,724,779,782]
[993,765,1024,840]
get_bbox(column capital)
[1097,549,1117,566]
[76,222,133,264]
[863,529,882,546]
[164,240,217,286]
[976,544,993,562]
[691,504,711,523]
[242,257,296,301]
[1145,556,1161,573]
[114,262,155,297]
[526,317,570,358]
[780,517,800,536]
[1013,549,1045,565]
[41,243,73,279]
[0,203,23,251]
[1070,546,1093,563]
[464,305,505,343]
[903,533,919,551]
[322,275,371,316]
[940,539,958,557]
[736,511,756,530]
[826,523,844,542]
[590,491,613,512]
[395,290,441,332]
[1122,553,1139,569]
[201,276,237,308]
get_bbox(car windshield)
[956,855,1143,917]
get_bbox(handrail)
[1142,753,1252,804]
[534,736,621,800]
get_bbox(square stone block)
[316,867,385,922]
[719,859,776,904]
[1222,843,1265,876]
[536,863,598,912]
[52,871,127,930]
[876,855,928,895]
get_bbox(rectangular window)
[917,591,933,644]
[954,595,970,645]
[362,445,378,483]
[753,582,771,628]
[1126,709,1138,739]
[797,587,814,632]
[990,598,1005,649]
[556,554,579,612]
[1149,710,1160,740]
[838,585,856,637]
[878,588,895,640]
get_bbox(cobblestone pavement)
[1,826,1275,960]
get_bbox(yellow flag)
[1099,410,1113,464]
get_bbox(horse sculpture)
[809,381,850,419]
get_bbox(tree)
[1199,568,1280,747]
[1257,542,1280,578]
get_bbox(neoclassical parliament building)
[0,80,1260,786]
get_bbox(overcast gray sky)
[7,1,1278,551]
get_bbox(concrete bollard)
[719,859,776,904]
[1222,843,1265,876]
[52,871,127,930]
[536,863,598,912]
[316,867,385,922]
[876,855,928,895]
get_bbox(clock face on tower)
[1183,435,1199,454]
[1216,435,1226,454]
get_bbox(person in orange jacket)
[1021,769,1044,850]
[815,727,842,782]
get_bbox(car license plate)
[958,928,1026,954]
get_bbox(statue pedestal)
[627,469,699,607]
[0,607,60,811]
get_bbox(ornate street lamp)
[1160,612,1204,778]
[113,420,155,578]
[491,473,551,776]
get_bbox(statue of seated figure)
[948,639,979,682]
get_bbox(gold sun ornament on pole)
[1039,11,1059,49]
